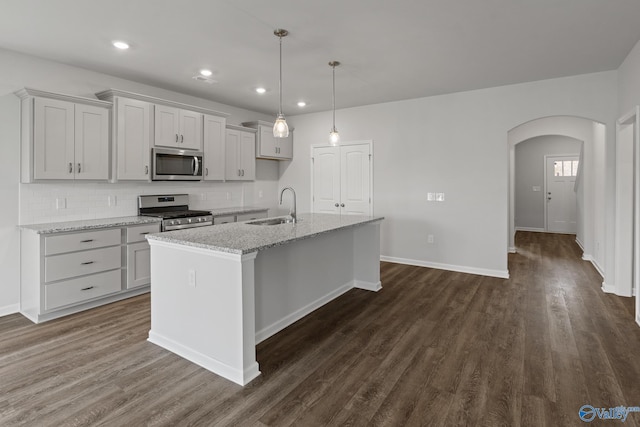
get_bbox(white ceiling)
[2,0,640,115]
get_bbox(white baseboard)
[255,281,354,344]
[515,227,545,232]
[508,246,517,254]
[575,238,585,252]
[586,257,604,278]
[601,282,616,294]
[380,256,509,279]
[148,331,261,386]
[353,280,382,292]
[0,304,19,318]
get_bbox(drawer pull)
[80,239,94,243]
[81,286,94,291]
[81,261,95,265]
[139,232,150,235]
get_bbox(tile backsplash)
[19,180,276,225]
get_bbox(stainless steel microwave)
[152,147,204,181]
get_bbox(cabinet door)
[239,131,256,181]
[277,131,293,159]
[258,126,277,158]
[116,97,151,180]
[203,115,226,180]
[179,110,203,150]
[74,104,109,180]
[127,241,151,289]
[312,146,340,213]
[225,129,240,180]
[33,97,75,180]
[154,104,180,148]
[340,144,371,215]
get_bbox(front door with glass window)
[545,156,579,234]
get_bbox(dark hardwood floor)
[1,231,640,426]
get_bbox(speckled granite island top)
[20,216,162,234]
[146,213,384,255]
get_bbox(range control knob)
[187,218,193,223]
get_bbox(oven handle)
[163,221,212,231]
[193,156,200,176]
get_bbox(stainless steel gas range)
[138,194,213,231]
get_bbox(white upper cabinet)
[154,105,202,150]
[18,88,110,183]
[203,114,226,180]
[225,125,256,181]
[114,97,152,181]
[243,121,293,160]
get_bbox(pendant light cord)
[332,64,336,131]
[278,35,283,116]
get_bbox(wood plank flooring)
[1,231,640,426]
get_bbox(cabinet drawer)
[45,269,121,311]
[213,215,235,224]
[45,246,121,282]
[236,211,268,222]
[126,223,161,243]
[45,229,121,256]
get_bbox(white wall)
[284,71,617,278]
[0,48,279,314]
[515,135,582,230]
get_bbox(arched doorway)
[507,116,607,276]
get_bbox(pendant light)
[273,29,289,138]
[329,61,340,145]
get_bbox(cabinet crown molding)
[95,89,230,118]
[15,88,112,108]
[226,124,257,133]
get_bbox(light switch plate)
[427,193,435,201]
[532,186,541,192]
[436,193,445,202]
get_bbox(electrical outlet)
[108,195,117,207]
[258,190,263,198]
[427,234,435,244]
[200,193,206,201]
[226,192,231,200]
[55,198,66,210]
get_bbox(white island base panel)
[147,221,381,386]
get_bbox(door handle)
[340,203,345,207]
[335,203,339,207]
[77,163,81,173]
[547,197,552,201]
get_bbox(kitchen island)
[146,213,383,385]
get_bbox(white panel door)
[225,129,240,180]
[312,146,340,213]
[74,104,109,180]
[127,241,151,289]
[116,97,151,180]
[239,131,256,181]
[33,97,75,180]
[546,156,578,234]
[340,144,371,215]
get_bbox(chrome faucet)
[279,187,297,223]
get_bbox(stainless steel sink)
[246,216,296,226]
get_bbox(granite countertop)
[206,206,269,217]
[146,213,384,255]
[20,216,162,234]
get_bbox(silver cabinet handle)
[205,167,209,176]
[192,156,200,176]
[145,165,149,175]
[81,286,94,291]
[241,169,245,176]
[334,203,339,207]
[139,232,150,235]
[175,134,179,142]
[77,163,81,173]
[340,203,345,207]
[81,261,94,265]
[69,162,73,173]
[181,134,184,143]
[80,239,94,243]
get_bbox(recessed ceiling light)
[200,69,213,77]
[112,41,130,50]
[255,87,267,94]
[297,101,307,107]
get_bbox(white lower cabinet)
[20,222,160,323]
[236,212,268,222]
